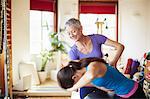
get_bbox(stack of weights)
[143,52,150,98]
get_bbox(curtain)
[80,2,117,14]
[30,0,56,12]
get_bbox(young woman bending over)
[57,57,146,99]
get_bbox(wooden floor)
[39,78,58,87]
[28,96,71,99]
[13,79,71,98]
[14,96,71,99]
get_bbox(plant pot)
[38,71,47,84]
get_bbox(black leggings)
[80,87,120,99]
[129,84,146,99]
[81,84,146,99]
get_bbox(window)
[79,1,118,41]
[30,0,56,54]
[30,11,54,54]
[80,14,116,41]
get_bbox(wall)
[12,0,30,85]
[147,1,150,50]
[119,0,150,64]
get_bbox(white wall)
[147,1,150,50]
[119,0,150,64]
[12,0,30,85]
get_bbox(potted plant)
[38,49,53,83]
[38,32,68,83]
[40,49,53,71]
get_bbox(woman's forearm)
[68,72,94,91]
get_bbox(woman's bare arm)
[104,39,124,67]
[67,62,106,91]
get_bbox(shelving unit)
[0,0,12,98]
